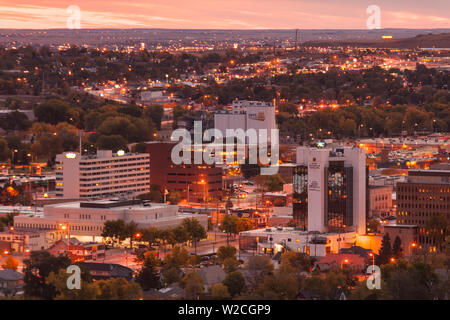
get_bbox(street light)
[390,257,396,263]
[409,242,417,257]
[59,223,70,257]
[369,252,375,273]
[341,258,349,269]
[199,179,207,205]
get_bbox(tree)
[0,137,10,161]
[164,245,189,269]
[246,255,274,290]
[125,221,139,249]
[181,218,207,254]
[180,271,204,299]
[223,271,246,297]
[223,257,239,273]
[162,267,181,285]
[167,191,181,205]
[236,218,253,233]
[33,99,70,125]
[259,268,299,299]
[217,246,237,264]
[95,277,142,300]
[392,236,403,259]
[377,233,392,265]
[171,225,189,245]
[23,250,71,299]
[381,260,441,300]
[46,269,99,300]
[96,134,128,152]
[265,174,285,192]
[219,215,239,244]
[187,254,201,267]
[240,163,260,179]
[2,256,19,271]
[0,210,19,227]
[211,283,231,300]
[144,104,164,130]
[102,219,126,246]
[367,218,380,233]
[136,256,161,291]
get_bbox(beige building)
[55,150,150,199]
[369,186,393,217]
[14,199,208,243]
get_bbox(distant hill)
[303,32,450,49]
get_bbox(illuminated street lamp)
[199,178,207,205]
[59,223,70,257]
[341,258,349,269]
[409,242,417,257]
[390,257,396,263]
[369,252,375,273]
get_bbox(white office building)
[295,146,367,234]
[55,150,150,199]
[214,100,277,143]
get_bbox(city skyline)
[0,0,449,29]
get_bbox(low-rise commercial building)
[14,199,207,242]
[239,226,357,257]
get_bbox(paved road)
[0,233,242,273]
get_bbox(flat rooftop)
[47,199,172,210]
[240,226,356,237]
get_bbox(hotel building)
[55,150,150,199]
[293,146,367,234]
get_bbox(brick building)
[396,170,450,252]
[146,142,223,202]
[368,185,393,218]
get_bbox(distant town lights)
[117,150,125,156]
[65,152,77,159]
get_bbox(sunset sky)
[0,0,449,29]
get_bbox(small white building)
[240,226,357,257]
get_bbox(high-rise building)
[55,150,150,199]
[396,169,450,252]
[294,146,367,234]
[214,100,277,143]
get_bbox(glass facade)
[324,161,353,232]
[293,165,308,230]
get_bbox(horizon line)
[1,27,450,31]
